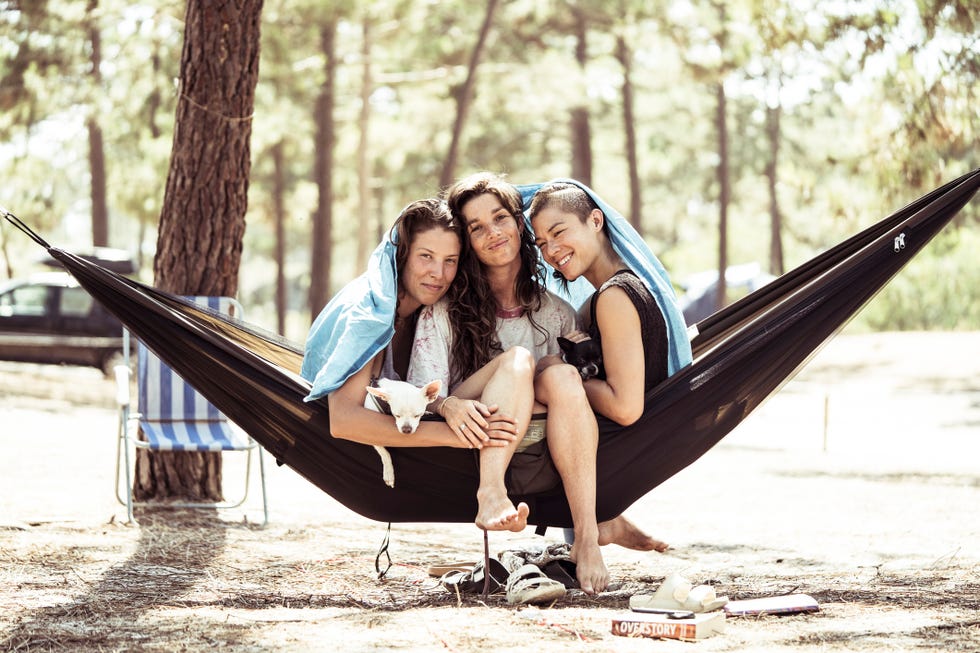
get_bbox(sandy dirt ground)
[1,331,978,652]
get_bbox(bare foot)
[569,540,609,595]
[598,515,668,552]
[475,490,529,532]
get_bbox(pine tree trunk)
[766,102,785,276]
[87,0,108,248]
[713,3,730,314]
[136,0,263,503]
[569,8,592,187]
[714,81,729,314]
[616,34,642,233]
[439,0,500,189]
[87,120,107,247]
[271,140,287,335]
[308,19,337,319]
[356,18,373,276]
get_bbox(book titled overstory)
[611,611,725,641]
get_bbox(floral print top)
[407,292,577,395]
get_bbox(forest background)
[1,0,977,343]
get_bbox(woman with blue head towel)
[524,178,693,593]
[301,198,522,454]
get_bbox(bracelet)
[437,395,456,417]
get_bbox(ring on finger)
[459,423,467,430]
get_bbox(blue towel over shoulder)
[301,237,399,400]
[301,180,692,400]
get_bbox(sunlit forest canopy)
[1,0,977,338]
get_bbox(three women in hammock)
[301,172,691,595]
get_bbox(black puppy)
[557,336,604,381]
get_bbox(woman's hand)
[482,412,520,447]
[439,396,517,448]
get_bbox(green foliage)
[1,0,977,338]
[854,228,980,331]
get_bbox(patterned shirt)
[407,292,577,395]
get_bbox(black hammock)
[4,168,978,528]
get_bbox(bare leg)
[535,363,608,595]
[456,347,534,532]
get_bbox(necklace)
[496,304,524,319]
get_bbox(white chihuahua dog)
[364,377,442,488]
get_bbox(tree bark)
[439,0,500,189]
[616,33,642,233]
[308,19,337,319]
[271,139,287,335]
[766,101,785,276]
[356,17,373,276]
[713,2,730,314]
[714,80,729,314]
[87,0,108,247]
[569,7,592,186]
[137,0,263,502]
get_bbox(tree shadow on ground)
[0,508,239,650]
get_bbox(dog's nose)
[401,425,414,434]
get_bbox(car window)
[60,286,95,317]
[0,286,50,317]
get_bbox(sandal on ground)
[426,561,476,577]
[505,564,567,605]
[629,573,728,613]
[541,558,579,589]
[441,558,509,595]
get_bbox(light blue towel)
[301,180,692,400]
[516,179,693,376]
[301,236,399,400]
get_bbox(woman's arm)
[583,287,646,425]
[327,356,503,448]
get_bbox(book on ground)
[611,611,725,641]
[723,593,819,616]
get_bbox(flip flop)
[426,561,476,577]
[541,558,579,589]
[505,564,567,605]
[629,573,729,613]
[440,558,509,595]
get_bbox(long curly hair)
[445,172,547,383]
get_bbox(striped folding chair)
[114,296,268,525]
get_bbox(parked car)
[678,262,776,326]
[0,271,124,374]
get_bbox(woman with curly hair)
[409,173,577,533]
[302,198,521,454]
[410,173,667,596]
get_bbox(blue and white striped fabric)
[137,296,250,452]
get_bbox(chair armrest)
[114,364,131,407]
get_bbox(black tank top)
[588,269,669,392]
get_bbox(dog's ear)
[557,336,574,352]
[365,385,388,401]
[422,379,442,402]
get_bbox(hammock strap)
[1,207,51,249]
[375,522,393,579]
